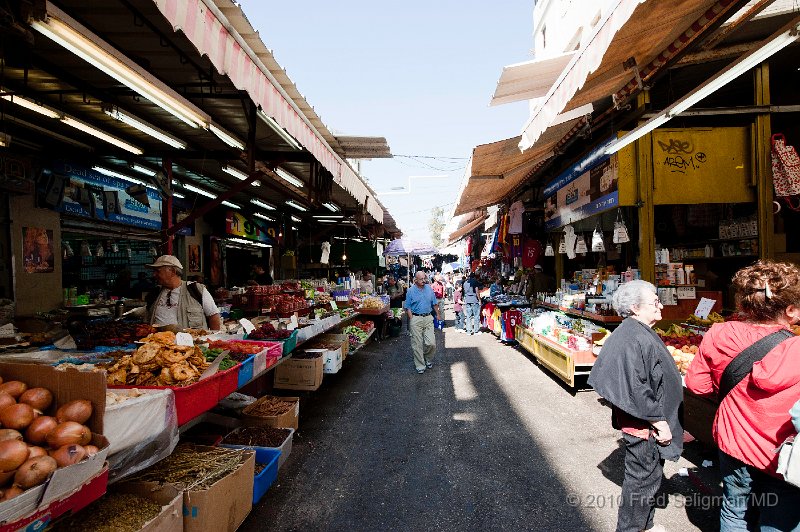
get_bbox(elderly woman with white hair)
[588,280,683,532]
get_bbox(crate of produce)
[217,363,242,401]
[242,395,299,429]
[221,426,294,470]
[206,339,279,388]
[250,448,281,503]
[236,354,257,388]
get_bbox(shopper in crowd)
[445,273,454,300]
[588,280,683,532]
[686,260,800,531]
[404,271,441,374]
[489,277,504,298]
[141,255,222,330]
[462,272,483,335]
[432,273,445,324]
[532,264,556,294]
[453,280,465,332]
[247,264,273,286]
[360,271,375,294]
[387,276,404,308]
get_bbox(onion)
[0,469,15,486]
[27,446,47,458]
[83,445,99,456]
[19,388,53,411]
[25,416,57,445]
[51,445,86,468]
[14,456,56,489]
[0,429,22,442]
[0,403,35,430]
[45,422,91,448]
[55,400,93,425]
[0,440,29,472]
[0,393,15,412]
[0,486,23,501]
[0,382,27,399]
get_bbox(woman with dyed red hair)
[686,260,800,531]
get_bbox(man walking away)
[404,271,442,374]
[463,272,482,335]
[453,280,465,332]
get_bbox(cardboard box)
[323,347,343,374]
[0,363,109,524]
[242,396,299,430]
[273,354,323,391]
[316,333,349,360]
[114,483,182,532]
[180,446,255,532]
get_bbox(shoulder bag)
[718,329,793,401]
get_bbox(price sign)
[239,318,256,334]
[175,332,194,346]
[694,297,716,319]
[288,314,298,331]
[330,300,338,311]
[676,286,696,300]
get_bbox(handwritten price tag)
[175,332,194,346]
[694,297,716,319]
[239,319,256,334]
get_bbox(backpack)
[145,282,204,312]
[432,281,444,299]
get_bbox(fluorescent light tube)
[172,191,185,199]
[313,215,344,219]
[290,215,301,222]
[291,226,298,230]
[257,108,302,150]
[103,106,187,149]
[251,199,276,210]
[30,7,208,128]
[317,220,337,224]
[221,201,240,209]
[209,124,245,150]
[131,163,156,176]
[323,202,340,212]
[182,183,216,198]
[275,167,304,188]
[92,165,155,189]
[61,116,143,154]
[1,90,61,118]
[254,212,274,222]
[228,237,271,248]
[285,200,307,212]
[222,165,249,181]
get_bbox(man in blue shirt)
[462,272,483,335]
[404,271,442,374]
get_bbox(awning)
[520,0,733,150]
[491,52,575,106]
[448,215,489,245]
[453,117,584,216]
[152,0,384,223]
[334,136,392,159]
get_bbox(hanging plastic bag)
[544,241,554,257]
[574,234,588,254]
[613,211,630,244]
[591,224,605,252]
[558,235,567,254]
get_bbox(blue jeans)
[455,310,464,329]
[719,450,800,532]
[464,303,480,334]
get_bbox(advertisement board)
[225,211,277,244]
[544,156,619,230]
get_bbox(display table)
[515,326,596,388]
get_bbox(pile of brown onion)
[0,378,97,501]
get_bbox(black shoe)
[426,362,433,368]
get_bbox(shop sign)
[544,157,619,230]
[225,211,277,244]
[49,162,162,230]
[542,136,616,198]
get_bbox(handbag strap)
[719,329,794,401]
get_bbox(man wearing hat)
[144,255,222,330]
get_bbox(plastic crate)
[221,427,294,470]
[244,330,297,356]
[236,354,256,388]
[217,363,242,401]
[215,447,280,504]
[110,372,223,426]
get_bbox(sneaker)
[426,362,433,369]
[416,368,425,374]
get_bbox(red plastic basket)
[217,363,242,401]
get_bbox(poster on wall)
[225,211,277,244]
[188,245,201,273]
[544,156,619,230]
[207,237,224,287]
[22,227,54,273]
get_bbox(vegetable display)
[246,323,293,340]
[0,377,97,501]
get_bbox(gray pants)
[464,303,480,334]
[617,433,664,532]
[410,314,435,371]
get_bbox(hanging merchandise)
[558,235,567,254]
[591,224,605,252]
[613,211,630,244]
[574,233,588,254]
[110,241,119,253]
[62,241,74,259]
[771,133,800,210]
[320,241,331,264]
[80,241,92,257]
[95,243,105,257]
[563,225,577,259]
[544,241,554,257]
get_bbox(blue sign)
[543,136,616,198]
[545,190,619,230]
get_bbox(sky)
[237,0,535,242]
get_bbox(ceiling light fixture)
[221,201,240,209]
[92,165,154,189]
[103,105,187,149]
[222,165,249,181]
[285,200,307,212]
[182,183,216,198]
[130,163,156,176]
[257,108,302,150]
[290,215,301,222]
[172,191,185,199]
[228,237,271,248]
[1,90,61,118]
[253,212,275,222]
[251,199,276,210]
[323,202,340,212]
[61,116,143,154]
[274,167,304,188]
[313,214,344,219]
[209,123,245,150]
[30,6,209,128]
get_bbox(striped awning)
[448,215,489,245]
[152,0,384,222]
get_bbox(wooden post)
[754,62,774,259]
[635,93,656,284]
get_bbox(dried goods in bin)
[126,444,247,490]
[72,322,156,350]
[222,427,291,447]
[49,492,163,532]
[243,396,296,417]
[100,342,209,386]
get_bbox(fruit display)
[101,337,210,387]
[343,322,373,350]
[246,323,293,340]
[314,291,332,306]
[686,312,725,327]
[655,324,703,375]
[206,340,266,355]
[74,322,156,350]
[359,296,388,310]
[0,377,98,500]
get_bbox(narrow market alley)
[243,310,723,532]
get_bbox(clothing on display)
[508,201,524,234]
[522,239,542,269]
[320,241,331,264]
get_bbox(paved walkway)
[242,309,723,531]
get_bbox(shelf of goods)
[515,326,596,388]
[536,301,622,324]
